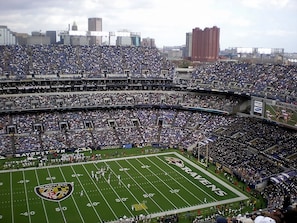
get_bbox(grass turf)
[0,151,248,223]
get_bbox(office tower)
[46,31,57,44]
[191,26,220,62]
[116,36,132,46]
[0,25,16,45]
[141,37,155,47]
[131,32,141,46]
[185,32,192,58]
[88,17,102,45]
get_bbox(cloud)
[263,29,296,37]
[0,0,296,52]
[239,0,290,8]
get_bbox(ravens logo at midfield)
[35,182,74,202]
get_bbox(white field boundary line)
[69,165,103,223]
[174,153,248,200]
[143,157,204,204]
[143,153,249,219]
[58,166,85,223]
[1,151,249,202]
[80,163,118,221]
[10,172,14,223]
[135,158,193,206]
[91,162,136,218]
[114,160,164,212]
[155,155,218,201]
[1,151,249,200]
[22,170,32,223]
[0,152,178,173]
[4,152,249,222]
[106,151,250,222]
[125,159,181,208]
[148,197,249,220]
[46,168,67,223]
[34,169,50,223]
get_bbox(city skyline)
[1,0,297,52]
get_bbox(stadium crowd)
[1,109,297,213]
[1,45,297,223]
[198,205,297,223]
[0,45,175,78]
[189,62,297,104]
[0,91,240,112]
[0,45,297,104]
[0,45,297,103]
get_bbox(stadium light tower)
[205,138,213,167]
[205,141,209,167]
[197,141,204,163]
[198,137,213,167]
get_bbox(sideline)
[0,151,177,173]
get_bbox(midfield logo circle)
[34,182,74,202]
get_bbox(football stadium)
[0,45,297,223]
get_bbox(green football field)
[0,152,248,223]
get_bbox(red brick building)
[191,26,220,62]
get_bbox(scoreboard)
[251,97,297,130]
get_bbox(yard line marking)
[34,169,49,223]
[10,172,14,223]
[22,170,32,223]
[58,166,85,223]
[46,168,67,223]
[124,159,178,209]
[83,163,118,218]
[135,158,192,206]
[0,152,184,176]
[145,156,204,203]
[155,155,218,201]
[70,165,103,223]
[174,152,248,199]
[94,161,140,216]
[0,152,178,175]
[115,160,165,212]
[2,152,248,222]
[81,164,120,219]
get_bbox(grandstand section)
[0,45,297,222]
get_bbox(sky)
[1,0,297,52]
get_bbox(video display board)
[265,103,297,129]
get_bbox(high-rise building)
[0,25,16,45]
[15,33,29,45]
[184,32,192,58]
[131,33,141,46]
[27,31,50,45]
[116,32,141,47]
[191,26,220,62]
[88,17,102,45]
[46,31,57,44]
[116,36,132,46]
[141,37,155,47]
